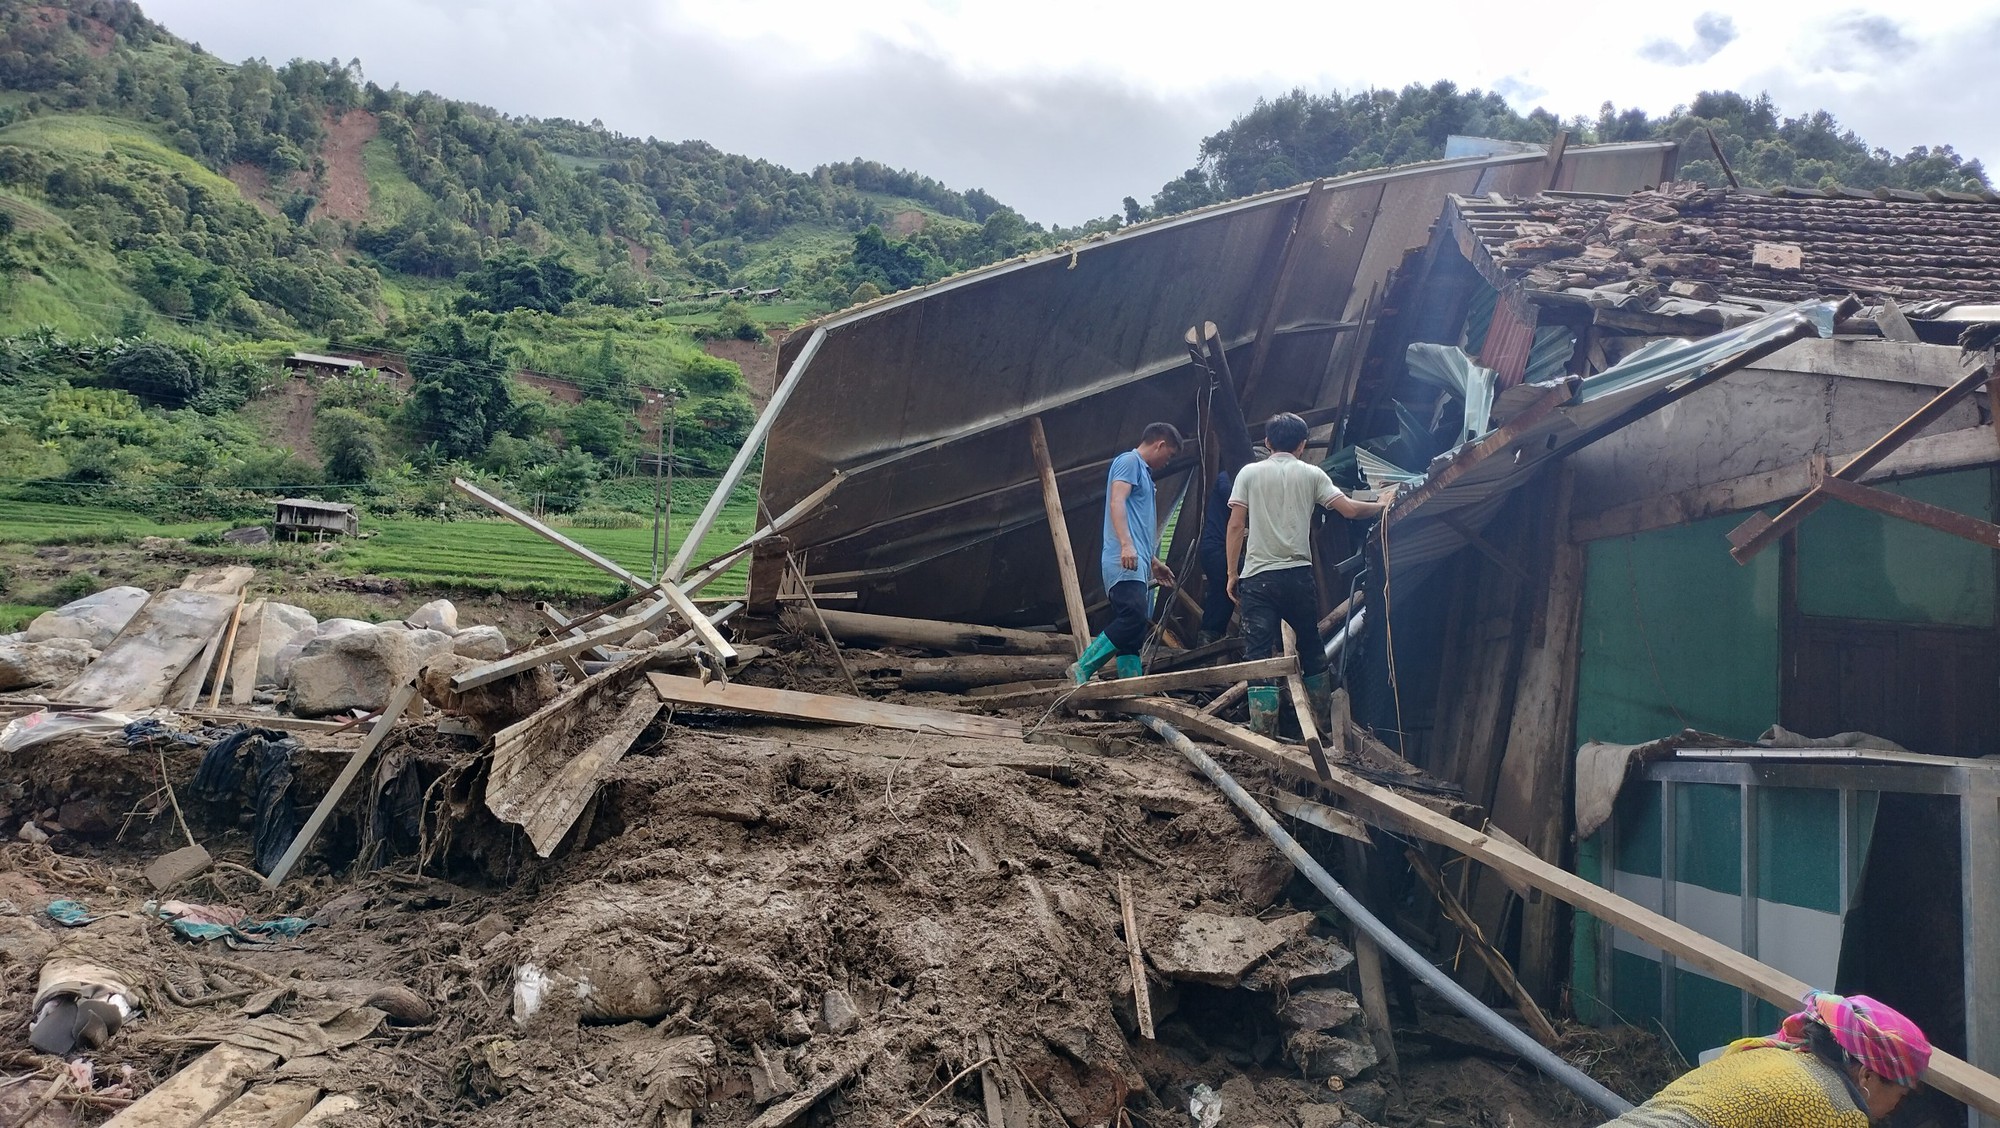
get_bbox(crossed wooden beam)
[1726,363,1999,562]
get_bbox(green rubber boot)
[1114,653,1144,679]
[1069,633,1117,684]
[1303,671,1334,730]
[1247,685,1282,736]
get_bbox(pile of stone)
[2,587,509,719]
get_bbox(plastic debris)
[1189,1083,1223,1128]
[46,899,99,926]
[147,899,314,945]
[0,710,136,753]
[30,959,138,1055]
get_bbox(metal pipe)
[1135,714,1634,1119]
[1324,607,1365,665]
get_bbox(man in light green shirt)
[1226,412,1395,734]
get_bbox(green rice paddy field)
[0,495,757,599]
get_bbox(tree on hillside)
[315,406,385,484]
[563,399,630,462]
[100,340,197,408]
[455,250,580,314]
[403,317,512,460]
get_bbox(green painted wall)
[1577,515,1781,744]
[1758,787,1841,912]
[1678,782,1741,894]
[1797,468,1996,627]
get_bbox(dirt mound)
[703,338,780,405]
[0,699,1671,1127]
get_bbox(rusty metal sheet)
[760,143,1677,627]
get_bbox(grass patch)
[0,602,49,631]
[0,114,237,197]
[0,498,227,543]
[361,137,428,224]
[0,491,758,600]
[347,497,757,597]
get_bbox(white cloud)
[140,0,2000,223]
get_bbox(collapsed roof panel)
[1377,300,1845,593]
[760,143,1677,626]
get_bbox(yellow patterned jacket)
[1601,1046,1870,1128]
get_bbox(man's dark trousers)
[1237,564,1326,679]
[1105,579,1151,655]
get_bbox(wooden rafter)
[1726,364,1993,563]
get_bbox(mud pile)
[0,710,1669,1128]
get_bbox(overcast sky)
[142,0,2000,226]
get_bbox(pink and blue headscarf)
[1729,989,1932,1087]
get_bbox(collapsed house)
[11,138,2000,1128]
[726,148,2000,1127]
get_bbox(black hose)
[1135,714,1634,1118]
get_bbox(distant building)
[752,287,783,301]
[283,352,368,378]
[274,498,358,539]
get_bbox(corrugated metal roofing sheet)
[1377,300,1842,592]
[758,143,1677,626]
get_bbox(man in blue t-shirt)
[1072,422,1182,684]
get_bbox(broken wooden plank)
[225,601,268,706]
[204,1082,322,1128]
[856,654,1073,691]
[1815,469,2000,549]
[1280,624,1330,781]
[1407,847,1560,1048]
[169,607,232,710]
[744,1051,862,1128]
[1267,792,1370,842]
[452,477,735,663]
[100,1044,280,1128]
[1727,363,1992,562]
[1570,424,2000,542]
[452,598,680,691]
[62,589,241,709]
[1116,874,1156,1040]
[263,685,417,888]
[649,673,1022,739]
[1028,416,1092,656]
[1117,697,2000,1122]
[174,710,364,734]
[668,325,829,582]
[205,593,247,710]
[291,1095,362,1128]
[1341,840,1400,1078]
[532,603,613,662]
[810,609,1072,656]
[971,656,1299,710]
[491,691,662,857]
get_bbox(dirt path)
[317,111,379,225]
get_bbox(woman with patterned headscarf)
[1599,990,1931,1126]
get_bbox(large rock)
[274,618,370,687]
[0,638,95,690]
[1277,988,1362,1032]
[253,603,318,686]
[407,599,459,635]
[452,624,508,661]
[1286,1030,1379,1082]
[1151,911,1315,987]
[26,587,149,649]
[288,627,453,717]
